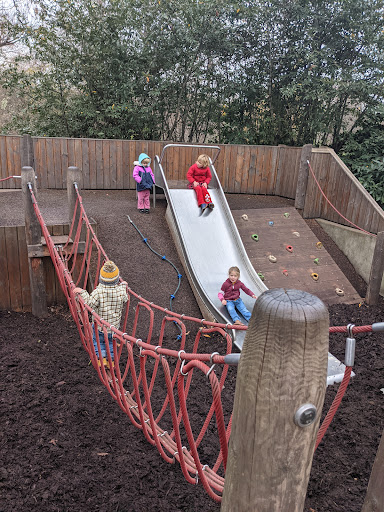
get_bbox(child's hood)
[136,153,151,166]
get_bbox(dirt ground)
[1,189,383,512]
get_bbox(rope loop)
[347,323,355,338]
[210,351,220,365]
[180,359,188,376]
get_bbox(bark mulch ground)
[1,190,383,512]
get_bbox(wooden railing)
[304,148,384,234]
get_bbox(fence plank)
[17,225,31,311]
[45,139,55,189]
[4,226,23,311]
[95,140,103,189]
[103,140,111,189]
[0,136,9,188]
[0,227,11,308]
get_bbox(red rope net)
[27,184,362,501]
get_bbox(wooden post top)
[222,288,329,512]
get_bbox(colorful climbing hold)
[282,269,288,276]
[251,234,259,241]
[286,245,293,253]
[268,255,277,263]
[335,288,344,296]
[314,258,319,264]
[311,272,319,281]
[258,272,265,281]
[292,231,300,237]
[316,241,323,249]
[242,214,249,221]
[269,221,274,226]
[283,212,290,218]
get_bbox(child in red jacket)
[218,266,257,325]
[187,154,215,212]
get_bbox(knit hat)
[99,260,120,285]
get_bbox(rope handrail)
[25,182,374,501]
[0,175,22,182]
[307,161,376,237]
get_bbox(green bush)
[341,110,384,209]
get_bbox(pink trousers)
[137,189,150,209]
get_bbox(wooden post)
[67,166,82,228]
[221,288,329,512]
[21,134,35,169]
[295,144,313,211]
[67,166,89,289]
[22,166,48,317]
[365,231,384,305]
[362,428,384,512]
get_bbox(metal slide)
[154,144,350,385]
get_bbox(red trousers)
[193,184,212,206]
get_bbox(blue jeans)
[226,298,251,323]
[92,326,114,360]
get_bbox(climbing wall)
[234,207,361,305]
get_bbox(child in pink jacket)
[133,153,155,214]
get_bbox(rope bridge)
[27,182,374,502]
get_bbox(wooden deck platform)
[234,207,361,306]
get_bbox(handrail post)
[295,144,313,213]
[67,166,82,229]
[365,231,384,305]
[21,134,35,169]
[22,165,48,317]
[67,166,88,288]
[221,288,329,512]
[362,428,384,511]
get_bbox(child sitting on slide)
[218,266,257,325]
[187,154,215,212]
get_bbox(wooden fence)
[1,135,383,235]
[0,135,300,195]
[0,223,68,312]
[1,134,384,312]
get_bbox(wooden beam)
[221,288,329,512]
[366,231,384,305]
[22,166,48,317]
[27,240,87,258]
[361,428,384,512]
[21,134,35,169]
[295,144,313,211]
